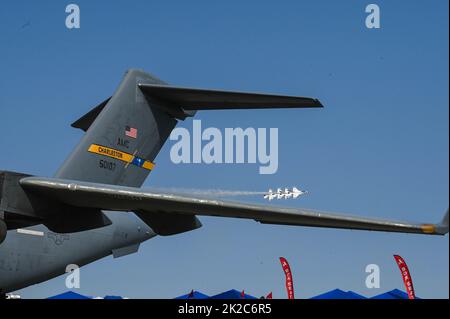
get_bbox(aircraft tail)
[56,69,178,187]
[56,69,322,187]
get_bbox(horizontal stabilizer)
[70,72,323,133]
[138,84,323,110]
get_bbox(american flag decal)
[125,126,137,139]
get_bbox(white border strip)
[17,229,45,237]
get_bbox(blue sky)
[0,0,448,298]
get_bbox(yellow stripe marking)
[88,144,154,171]
[142,161,155,170]
[421,224,435,234]
[125,149,138,169]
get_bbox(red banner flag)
[241,290,245,299]
[266,292,273,299]
[393,255,416,299]
[279,257,295,299]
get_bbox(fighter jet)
[276,188,285,199]
[291,187,308,199]
[284,188,293,199]
[263,189,277,201]
[264,187,307,200]
[0,69,448,296]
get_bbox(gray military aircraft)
[0,69,448,296]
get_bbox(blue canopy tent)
[371,289,420,299]
[175,290,210,299]
[210,289,257,299]
[311,289,366,299]
[47,291,91,299]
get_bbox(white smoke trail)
[143,187,266,198]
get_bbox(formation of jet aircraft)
[0,69,447,296]
[263,187,308,201]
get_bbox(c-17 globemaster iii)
[0,69,448,296]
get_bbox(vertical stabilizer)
[56,69,177,187]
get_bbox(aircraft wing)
[20,177,449,236]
